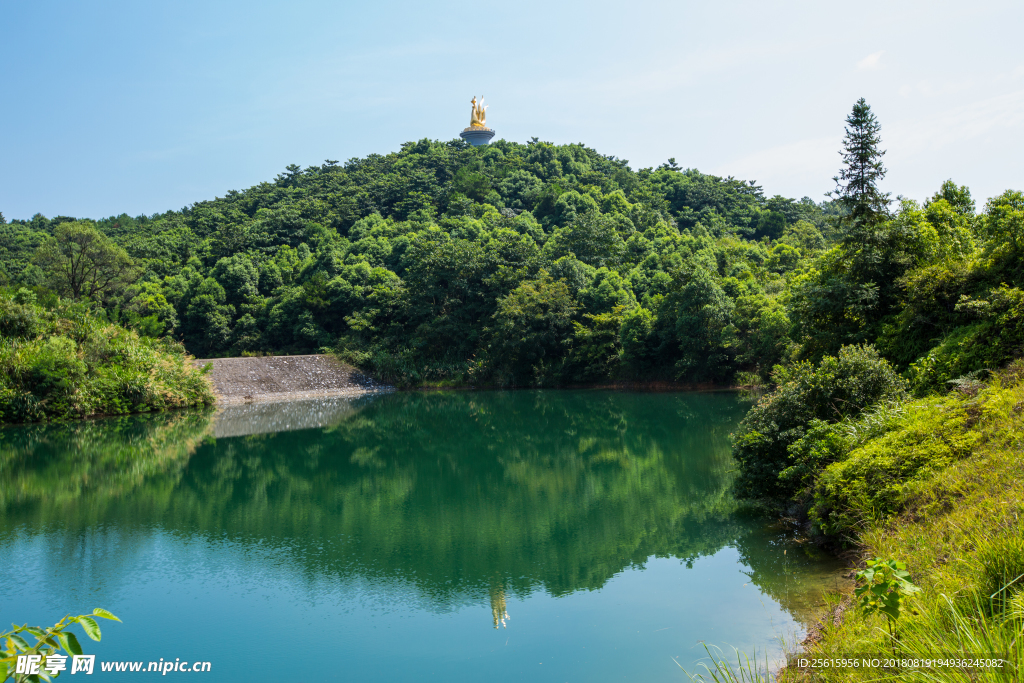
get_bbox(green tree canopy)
[831,98,890,231]
[33,221,137,302]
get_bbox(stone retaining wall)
[192,354,389,404]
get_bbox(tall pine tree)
[831,98,890,230]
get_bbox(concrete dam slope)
[192,354,390,404]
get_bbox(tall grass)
[678,644,775,683]
[781,364,1024,681]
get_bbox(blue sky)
[2,0,1021,220]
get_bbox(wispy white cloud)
[857,50,885,70]
[888,89,1024,157]
[712,136,840,195]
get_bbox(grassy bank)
[0,289,214,423]
[689,354,1024,683]
[784,365,1024,681]
[684,362,1019,679]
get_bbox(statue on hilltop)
[470,96,488,128]
[460,96,495,145]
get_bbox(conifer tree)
[831,98,890,229]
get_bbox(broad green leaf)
[78,617,101,642]
[63,632,83,656]
[0,661,8,680]
[24,627,45,638]
[10,634,30,651]
[92,609,121,623]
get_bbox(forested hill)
[2,130,1021,390]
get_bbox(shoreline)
[214,386,392,404]
[389,379,756,393]
[194,353,761,401]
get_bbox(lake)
[0,390,844,681]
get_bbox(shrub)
[0,337,88,421]
[809,362,1024,539]
[0,294,46,338]
[778,401,907,504]
[0,291,214,423]
[731,344,907,505]
[907,285,1024,394]
[809,394,979,537]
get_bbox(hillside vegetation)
[0,289,213,422]
[6,140,836,387]
[3,102,1021,393]
[763,363,1024,682]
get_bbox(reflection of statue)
[490,585,509,629]
[470,96,488,128]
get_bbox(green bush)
[907,285,1024,394]
[0,337,88,421]
[0,292,214,423]
[807,362,1024,540]
[731,344,907,505]
[778,401,907,502]
[0,293,46,338]
[809,394,979,537]
[776,419,849,499]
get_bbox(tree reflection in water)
[0,391,843,627]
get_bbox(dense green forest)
[5,112,1018,392]
[5,122,837,386]
[2,98,1021,394]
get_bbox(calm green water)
[1,391,843,682]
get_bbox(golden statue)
[469,96,488,128]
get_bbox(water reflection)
[0,391,841,630]
[0,410,214,512]
[212,395,367,438]
[490,586,510,629]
